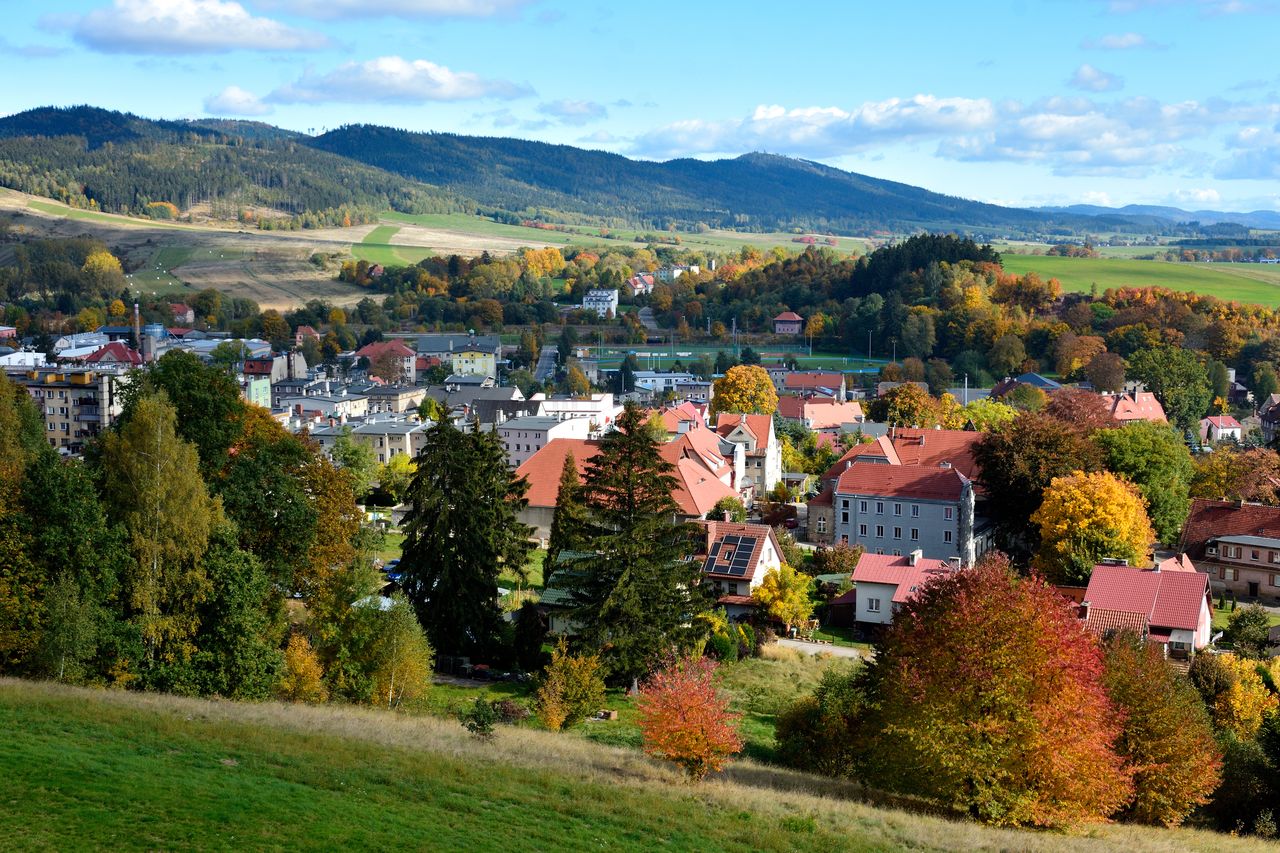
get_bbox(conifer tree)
[565,403,710,686]
[547,450,588,566]
[400,419,532,656]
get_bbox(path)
[533,345,557,382]
[637,307,660,332]
[776,638,867,659]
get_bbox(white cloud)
[268,56,532,104]
[1069,64,1125,92]
[1172,187,1223,204]
[70,0,327,54]
[254,0,529,19]
[1083,31,1163,49]
[537,99,607,125]
[203,85,272,116]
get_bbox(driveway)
[776,638,868,659]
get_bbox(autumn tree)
[710,365,777,417]
[1101,633,1222,826]
[563,403,710,686]
[865,382,957,428]
[636,655,743,781]
[1085,352,1126,392]
[960,397,1017,431]
[565,362,590,396]
[535,638,606,731]
[1044,387,1114,435]
[378,453,415,506]
[1127,346,1211,433]
[400,419,533,656]
[100,393,219,664]
[1032,470,1153,585]
[1210,654,1280,738]
[1224,604,1274,660]
[751,564,814,634]
[975,413,1102,556]
[988,333,1026,377]
[1093,422,1194,544]
[278,633,328,703]
[862,561,1133,828]
[1190,447,1280,505]
[369,596,434,709]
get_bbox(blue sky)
[5,0,1280,212]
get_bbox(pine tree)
[400,419,532,656]
[564,403,710,687]
[547,450,588,566]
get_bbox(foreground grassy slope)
[1001,253,1280,307]
[0,679,1261,852]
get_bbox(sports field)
[1001,253,1280,307]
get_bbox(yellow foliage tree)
[81,249,124,297]
[751,563,814,633]
[1212,654,1280,738]
[521,246,566,279]
[535,637,606,731]
[108,299,127,319]
[328,308,347,326]
[1031,470,1153,585]
[278,633,328,703]
[710,365,777,417]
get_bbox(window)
[859,524,867,537]
[841,512,849,524]
[1271,573,1278,587]
[859,500,867,512]
[894,503,902,516]
[1219,567,1238,581]
[911,528,919,541]
[816,517,827,534]
[944,506,954,520]
[876,501,884,514]
[892,549,901,557]
[876,525,884,538]
[867,598,881,613]
[944,531,953,544]
[842,499,850,510]
[729,583,739,595]
[911,505,919,518]
[1271,552,1280,564]
[893,527,902,540]
[1252,550,1261,562]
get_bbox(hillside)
[0,678,1259,852]
[0,106,467,223]
[308,124,1119,235]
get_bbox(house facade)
[1101,390,1166,424]
[694,520,782,619]
[773,311,803,335]
[414,334,501,379]
[715,413,782,498]
[1180,498,1280,603]
[850,550,954,628]
[6,366,129,454]
[1081,561,1213,656]
[582,289,619,318]
[1201,415,1243,443]
[498,415,591,468]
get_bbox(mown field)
[1001,253,1280,307]
[0,678,1255,852]
[352,225,435,265]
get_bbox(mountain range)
[0,105,1269,239]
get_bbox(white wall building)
[498,415,592,468]
[582,289,619,318]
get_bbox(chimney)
[1080,600,1090,620]
[908,549,922,566]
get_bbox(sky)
[4,0,1280,213]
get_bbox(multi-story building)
[714,413,781,499]
[414,333,501,379]
[6,367,129,454]
[832,460,989,566]
[1180,498,1280,603]
[364,384,427,415]
[280,392,369,420]
[497,415,591,468]
[308,419,431,465]
[582,289,619,318]
[528,392,622,436]
[353,340,417,384]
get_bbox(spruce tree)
[565,403,710,687]
[547,450,588,566]
[400,420,532,657]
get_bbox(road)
[776,639,867,659]
[533,345,557,382]
[637,307,661,333]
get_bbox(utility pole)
[891,338,896,365]
[867,330,872,362]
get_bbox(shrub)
[636,655,742,781]
[277,634,328,704]
[1224,604,1273,659]
[460,696,498,740]
[774,666,866,777]
[535,638,605,731]
[492,699,531,725]
[706,631,738,662]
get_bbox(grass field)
[1212,602,1280,632]
[0,678,1256,852]
[352,225,435,265]
[26,198,184,228]
[1001,253,1280,307]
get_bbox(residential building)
[1180,498,1280,602]
[170,303,195,326]
[1260,393,1280,444]
[1101,391,1166,424]
[354,339,417,384]
[776,397,864,432]
[582,289,619,318]
[529,392,623,436]
[1081,561,1213,656]
[715,413,782,498]
[1201,415,1243,443]
[850,550,955,628]
[674,377,714,404]
[83,341,143,368]
[991,372,1062,398]
[498,415,591,468]
[414,333,501,379]
[294,325,321,348]
[773,311,803,335]
[7,366,129,454]
[243,351,308,384]
[694,520,782,619]
[309,419,430,464]
[781,371,846,398]
[281,392,369,420]
[364,384,427,415]
[627,272,655,295]
[832,460,989,565]
[656,264,699,282]
[241,376,271,409]
[632,371,696,396]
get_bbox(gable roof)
[1203,415,1242,429]
[695,520,780,580]
[852,552,952,603]
[355,339,415,360]
[782,372,842,392]
[836,460,969,501]
[1083,564,1209,632]
[83,341,142,366]
[1180,499,1280,558]
[715,413,774,451]
[1102,391,1166,423]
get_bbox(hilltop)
[0,678,1260,852]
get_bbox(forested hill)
[0,106,468,225]
[308,124,1113,235]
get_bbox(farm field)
[352,224,435,265]
[1000,253,1280,307]
[0,678,1255,853]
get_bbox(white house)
[851,550,955,627]
[714,413,782,499]
[1201,415,1243,443]
[695,520,782,619]
[582,289,619,318]
[498,415,591,468]
[529,392,623,437]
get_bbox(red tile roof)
[695,520,780,581]
[852,552,953,603]
[1157,554,1198,573]
[835,460,968,501]
[716,413,774,453]
[243,358,274,375]
[84,341,142,366]
[1102,391,1166,423]
[1203,415,1242,429]
[782,372,842,392]
[1083,608,1150,639]
[885,428,982,479]
[773,311,803,322]
[1083,564,1210,632]
[355,339,415,360]
[1180,499,1280,560]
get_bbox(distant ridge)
[1038,203,1280,231]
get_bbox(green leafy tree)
[564,403,711,686]
[378,453,415,505]
[1224,604,1273,660]
[400,419,533,656]
[1093,421,1194,544]
[708,496,747,523]
[331,427,378,498]
[35,572,97,683]
[369,595,435,710]
[1127,346,1211,433]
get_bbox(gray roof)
[499,416,564,431]
[415,334,500,354]
[1212,534,1280,548]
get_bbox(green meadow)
[1001,253,1280,307]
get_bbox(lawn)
[352,224,435,265]
[376,530,405,564]
[1211,602,1280,633]
[1000,253,1280,307]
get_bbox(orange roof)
[354,339,414,360]
[835,460,969,501]
[852,552,953,603]
[774,311,803,322]
[1157,554,1197,573]
[1102,391,1166,423]
[821,435,901,483]
[886,428,982,480]
[515,438,601,508]
[803,400,864,430]
[715,413,774,452]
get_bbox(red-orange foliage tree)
[863,559,1134,827]
[636,655,743,781]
